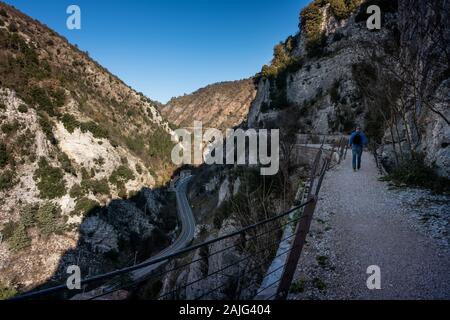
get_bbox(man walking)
[349,127,368,171]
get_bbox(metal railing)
[12,139,345,301]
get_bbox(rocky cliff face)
[247,0,449,178]
[150,155,310,300]
[383,0,450,177]
[160,79,257,130]
[0,2,177,296]
[147,0,450,299]
[249,0,394,133]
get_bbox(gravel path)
[289,150,450,300]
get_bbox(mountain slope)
[150,0,450,299]
[160,79,257,130]
[248,0,449,179]
[0,2,177,296]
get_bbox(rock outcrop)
[248,0,449,177]
[160,79,257,131]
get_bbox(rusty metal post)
[315,159,330,197]
[274,146,324,300]
[275,194,318,300]
[275,142,336,300]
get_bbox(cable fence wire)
[89,213,301,300]
[155,213,305,300]
[14,142,336,301]
[12,200,312,301]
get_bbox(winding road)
[74,175,196,300]
[131,175,196,282]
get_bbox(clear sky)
[4,0,309,103]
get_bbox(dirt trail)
[290,150,450,300]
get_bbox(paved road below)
[131,176,196,282]
[74,176,196,300]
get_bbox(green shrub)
[0,143,9,168]
[81,167,91,180]
[290,279,306,293]
[8,223,31,252]
[16,129,35,161]
[92,178,110,195]
[58,152,75,175]
[125,135,145,154]
[313,277,327,291]
[384,157,450,194]
[73,197,100,216]
[147,127,173,161]
[29,87,52,114]
[329,0,361,20]
[34,157,66,199]
[1,221,18,241]
[80,121,108,139]
[316,255,329,267]
[1,120,20,135]
[109,165,135,188]
[0,170,14,191]
[300,0,327,58]
[69,184,84,199]
[36,201,63,236]
[18,104,28,113]
[0,283,17,300]
[330,0,348,20]
[38,113,56,144]
[260,41,304,111]
[60,113,80,133]
[0,8,8,17]
[49,89,66,109]
[20,203,38,228]
[29,88,65,116]
[81,177,110,196]
[261,43,303,81]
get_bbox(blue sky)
[4,0,308,103]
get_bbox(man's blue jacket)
[349,131,368,147]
